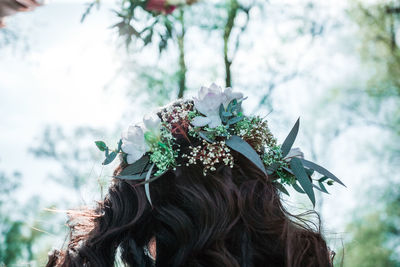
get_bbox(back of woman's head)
[47,157,331,267]
[47,85,338,266]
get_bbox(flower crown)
[96,83,345,206]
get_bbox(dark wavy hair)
[46,149,333,267]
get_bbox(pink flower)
[146,0,176,14]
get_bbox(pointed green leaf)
[300,159,345,187]
[292,182,305,194]
[318,181,329,194]
[227,116,244,125]
[290,157,315,206]
[282,166,294,175]
[226,135,266,175]
[145,163,155,206]
[117,139,123,152]
[222,111,233,117]
[281,118,300,157]
[219,103,225,118]
[103,151,117,165]
[274,182,290,196]
[305,168,314,177]
[95,141,107,152]
[318,176,328,182]
[118,156,150,177]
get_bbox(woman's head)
[47,84,340,266]
[47,158,332,266]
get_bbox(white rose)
[285,147,304,161]
[143,114,162,144]
[222,87,244,108]
[121,125,148,164]
[192,83,224,128]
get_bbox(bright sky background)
[0,0,382,252]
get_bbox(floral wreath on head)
[96,83,345,206]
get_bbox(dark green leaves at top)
[95,141,107,152]
[281,118,300,157]
[226,135,267,175]
[290,157,315,207]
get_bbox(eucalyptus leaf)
[103,151,117,165]
[290,157,315,207]
[119,156,150,176]
[117,139,123,152]
[227,116,244,125]
[282,166,294,175]
[318,176,328,182]
[95,141,107,152]
[222,111,233,117]
[226,135,266,175]
[219,104,225,118]
[300,159,345,187]
[274,182,290,196]
[292,182,305,194]
[312,183,324,193]
[305,168,314,177]
[145,163,155,206]
[318,181,329,194]
[281,118,300,157]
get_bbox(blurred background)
[0,0,399,266]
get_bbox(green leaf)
[118,156,151,177]
[145,163,155,206]
[290,157,315,207]
[299,159,345,187]
[227,116,244,125]
[318,181,329,194]
[281,118,300,157]
[222,111,233,117]
[117,139,123,152]
[305,168,314,177]
[226,99,237,113]
[318,176,328,182]
[103,151,117,165]
[219,104,225,118]
[292,182,305,194]
[95,141,107,152]
[226,135,266,175]
[274,182,290,196]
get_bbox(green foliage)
[0,172,45,266]
[338,193,400,266]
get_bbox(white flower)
[143,114,161,135]
[285,147,304,161]
[192,83,224,128]
[121,125,148,164]
[222,87,244,108]
[192,83,244,128]
[142,113,162,145]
